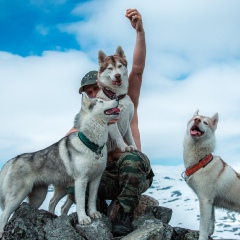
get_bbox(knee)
[118,151,148,171]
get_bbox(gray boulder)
[2,200,206,240]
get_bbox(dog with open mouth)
[0,94,120,237]
[96,46,137,153]
[183,110,240,240]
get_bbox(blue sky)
[1,0,240,168]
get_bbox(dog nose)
[194,118,201,123]
[115,74,121,80]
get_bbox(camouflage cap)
[79,70,98,94]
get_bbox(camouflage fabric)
[79,70,98,94]
[107,194,159,221]
[97,150,154,213]
[67,150,154,214]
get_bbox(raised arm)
[125,9,146,151]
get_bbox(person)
[67,9,154,236]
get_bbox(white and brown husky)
[96,46,136,153]
[183,110,240,240]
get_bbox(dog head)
[186,110,219,141]
[80,93,120,124]
[97,46,128,95]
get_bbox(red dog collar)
[183,153,213,179]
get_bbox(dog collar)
[78,132,105,158]
[182,153,213,180]
[102,87,126,101]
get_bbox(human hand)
[125,8,144,32]
[65,127,78,136]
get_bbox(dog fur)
[57,46,137,215]
[183,110,240,240]
[96,46,136,153]
[0,94,120,236]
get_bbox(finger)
[127,11,140,18]
[126,8,138,13]
[126,9,140,18]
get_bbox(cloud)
[0,50,97,162]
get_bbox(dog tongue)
[112,80,122,86]
[105,107,120,115]
[190,130,201,136]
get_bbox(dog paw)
[78,215,91,224]
[125,145,136,152]
[89,211,102,219]
[117,144,128,152]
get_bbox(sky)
[0,0,240,168]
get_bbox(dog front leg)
[108,124,128,152]
[199,198,214,240]
[88,175,102,219]
[75,178,91,224]
[124,126,137,151]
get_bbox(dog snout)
[115,74,121,80]
[194,118,201,124]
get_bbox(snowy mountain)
[1,164,240,239]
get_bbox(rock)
[107,194,160,222]
[74,214,113,240]
[44,214,84,240]
[121,222,165,240]
[2,202,57,240]
[133,194,159,219]
[1,196,206,240]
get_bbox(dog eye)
[107,67,113,70]
[118,64,122,68]
[203,121,208,125]
[99,100,103,103]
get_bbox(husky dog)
[96,46,136,152]
[0,94,120,237]
[56,46,137,215]
[183,110,240,240]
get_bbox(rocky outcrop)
[1,200,209,240]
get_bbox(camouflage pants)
[68,150,154,213]
[97,150,154,213]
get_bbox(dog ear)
[211,113,219,129]
[115,46,126,61]
[193,109,199,117]
[81,92,91,108]
[98,50,107,64]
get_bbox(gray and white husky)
[183,110,240,240]
[0,94,120,237]
[56,46,137,215]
